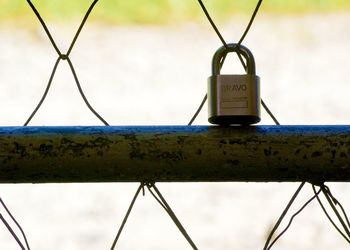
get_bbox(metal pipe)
[0,126,349,183]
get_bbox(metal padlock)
[208,43,261,125]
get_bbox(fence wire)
[24,0,109,126]
[0,0,349,249]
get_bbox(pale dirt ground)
[0,12,350,250]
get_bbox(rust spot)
[91,137,113,147]
[229,139,242,145]
[311,151,322,157]
[156,151,183,162]
[39,144,53,154]
[61,138,73,144]
[129,149,145,160]
[264,147,272,156]
[13,142,27,157]
[123,134,136,140]
[340,152,347,158]
[127,134,145,160]
[331,150,336,159]
[227,160,239,166]
[220,139,227,144]
[177,136,186,146]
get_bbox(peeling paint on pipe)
[0,126,349,183]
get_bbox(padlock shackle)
[212,43,256,75]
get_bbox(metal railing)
[0,125,349,183]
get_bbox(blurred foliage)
[0,0,350,25]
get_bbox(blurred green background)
[0,0,350,25]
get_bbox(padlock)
[208,43,261,125]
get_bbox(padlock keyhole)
[219,53,248,75]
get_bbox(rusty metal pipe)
[0,126,349,183]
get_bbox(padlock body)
[208,74,261,125]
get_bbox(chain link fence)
[0,0,350,249]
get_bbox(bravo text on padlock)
[208,43,261,125]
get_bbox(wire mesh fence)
[0,0,350,249]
